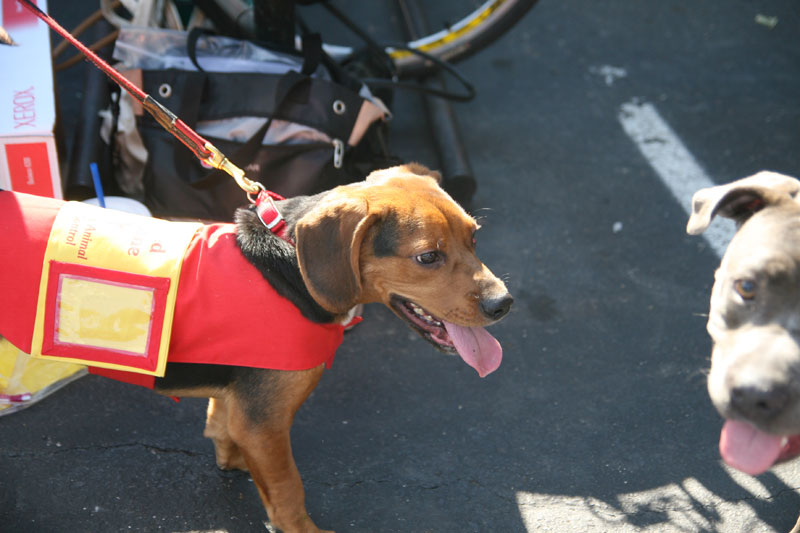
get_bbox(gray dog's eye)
[734,279,757,300]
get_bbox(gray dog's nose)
[480,293,514,321]
[730,384,790,422]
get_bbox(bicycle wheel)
[390,0,540,78]
[194,0,540,78]
[309,0,539,78]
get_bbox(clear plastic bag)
[113,27,325,76]
[0,339,86,417]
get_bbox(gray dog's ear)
[686,171,800,235]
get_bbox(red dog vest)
[0,191,346,388]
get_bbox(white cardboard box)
[0,0,62,198]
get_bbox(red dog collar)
[255,190,294,245]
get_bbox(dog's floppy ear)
[401,162,442,184]
[367,163,443,185]
[687,171,800,235]
[295,194,377,314]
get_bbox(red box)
[4,141,56,197]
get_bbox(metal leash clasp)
[201,141,265,199]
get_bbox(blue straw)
[89,162,106,207]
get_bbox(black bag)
[133,33,394,220]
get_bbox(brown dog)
[0,163,512,532]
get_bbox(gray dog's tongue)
[719,419,783,475]
[443,321,502,377]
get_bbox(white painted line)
[618,100,734,257]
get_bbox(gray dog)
[689,171,800,532]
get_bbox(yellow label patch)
[31,202,201,376]
[57,277,155,355]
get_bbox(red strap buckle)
[255,190,294,245]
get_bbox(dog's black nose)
[480,293,513,321]
[730,384,790,422]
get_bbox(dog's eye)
[734,279,757,300]
[415,251,442,266]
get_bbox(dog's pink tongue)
[443,321,502,377]
[720,419,783,475]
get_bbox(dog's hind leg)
[790,513,800,533]
[204,397,248,471]
[227,366,329,533]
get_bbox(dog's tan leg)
[227,366,330,533]
[204,397,248,471]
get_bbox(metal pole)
[396,0,477,208]
[65,19,116,200]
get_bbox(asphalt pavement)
[2,1,800,532]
